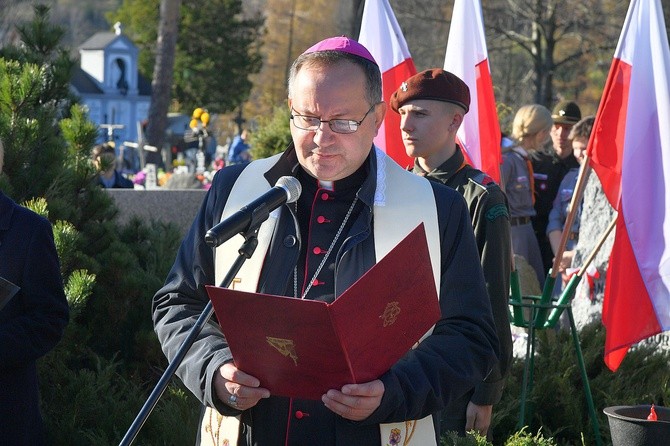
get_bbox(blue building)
[70,23,151,147]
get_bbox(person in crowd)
[91,142,134,188]
[152,36,498,446]
[227,129,252,165]
[502,104,552,288]
[530,100,582,273]
[390,68,512,439]
[0,138,70,445]
[546,116,595,287]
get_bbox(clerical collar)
[296,162,367,195]
[318,180,334,191]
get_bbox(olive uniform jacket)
[412,146,513,433]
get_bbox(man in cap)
[530,100,582,273]
[390,69,512,439]
[153,38,498,445]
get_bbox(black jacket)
[0,192,69,445]
[97,170,134,188]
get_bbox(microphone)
[204,176,302,247]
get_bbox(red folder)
[206,223,440,400]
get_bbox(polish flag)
[587,0,670,371]
[359,0,416,168]
[444,0,501,183]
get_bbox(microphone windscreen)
[276,176,302,204]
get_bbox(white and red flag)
[444,0,501,183]
[358,0,416,168]
[587,0,670,371]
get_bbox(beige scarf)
[202,149,441,446]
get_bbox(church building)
[70,22,151,147]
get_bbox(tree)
[379,0,630,122]
[246,0,350,120]
[145,0,181,166]
[482,0,629,110]
[109,0,264,114]
[1,7,198,442]
[106,0,159,80]
[174,0,263,112]
[384,0,453,71]
[0,4,80,204]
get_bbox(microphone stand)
[119,230,260,446]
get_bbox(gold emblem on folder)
[380,301,401,327]
[266,337,298,365]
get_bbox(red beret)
[390,69,470,113]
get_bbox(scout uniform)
[412,149,513,434]
[389,68,513,437]
[502,145,545,287]
[546,167,581,251]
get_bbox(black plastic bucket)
[603,405,670,446]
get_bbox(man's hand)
[465,401,493,437]
[213,362,270,411]
[322,380,385,421]
[559,249,575,272]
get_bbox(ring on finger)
[228,394,238,407]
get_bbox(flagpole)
[550,159,592,278]
[358,0,416,167]
[544,215,617,328]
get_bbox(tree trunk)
[531,18,543,104]
[145,0,181,167]
[351,0,365,38]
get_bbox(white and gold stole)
[202,149,441,446]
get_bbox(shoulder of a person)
[465,170,508,218]
[465,168,500,192]
[506,147,529,161]
[118,173,134,187]
[502,151,520,168]
[11,201,51,230]
[205,162,260,217]
[560,168,579,185]
[427,177,464,202]
[211,161,255,191]
[532,150,558,167]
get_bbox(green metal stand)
[509,271,603,446]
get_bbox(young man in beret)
[530,100,582,273]
[390,69,512,439]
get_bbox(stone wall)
[571,172,617,328]
[106,189,207,237]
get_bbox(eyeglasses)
[290,104,378,134]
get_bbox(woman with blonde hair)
[501,104,552,287]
